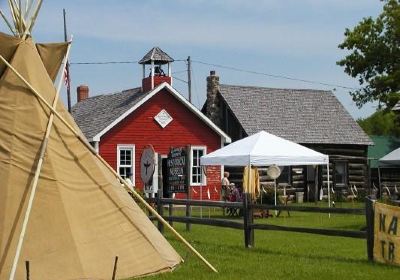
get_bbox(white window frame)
[117,144,135,185]
[190,146,207,186]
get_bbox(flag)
[207,188,210,200]
[64,62,71,90]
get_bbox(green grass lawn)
[138,202,399,280]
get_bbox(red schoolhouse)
[72,47,231,200]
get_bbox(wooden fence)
[147,195,375,254]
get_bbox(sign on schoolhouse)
[167,147,188,193]
[374,202,400,265]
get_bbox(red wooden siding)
[99,88,222,200]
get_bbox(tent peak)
[1,0,43,38]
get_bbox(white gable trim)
[92,82,231,144]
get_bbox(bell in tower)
[139,47,174,92]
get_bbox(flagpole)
[63,8,72,112]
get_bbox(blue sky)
[0,0,383,119]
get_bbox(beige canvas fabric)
[36,42,69,82]
[0,32,181,280]
[0,32,20,78]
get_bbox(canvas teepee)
[0,2,182,279]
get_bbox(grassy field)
[139,203,399,280]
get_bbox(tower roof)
[139,47,174,64]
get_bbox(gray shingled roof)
[138,47,174,64]
[71,87,146,140]
[219,84,373,145]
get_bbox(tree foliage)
[337,0,400,108]
[358,109,400,137]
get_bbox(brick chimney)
[206,71,221,127]
[77,85,89,102]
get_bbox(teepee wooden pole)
[23,0,42,38]
[8,0,19,32]
[0,9,16,35]
[0,53,218,273]
[7,40,72,280]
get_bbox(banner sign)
[374,202,400,265]
[167,147,188,193]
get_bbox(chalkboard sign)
[167,147,188,193]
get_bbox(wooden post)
[169,200,174,227]
[243,193,254,248]
[365,196,375,261]
[25,261,29,280]
[157,154,164,233]
[157,195,164,233]
[111,256,118,280]
[187,56,192,103]
[186,189,192,231]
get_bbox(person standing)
[221,172,232,216]
[221,172,231,200]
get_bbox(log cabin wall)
[303,144,369,200]
[224,144,369,202]
[371,168,400,188]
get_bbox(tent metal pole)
[327,162,331,218]
[248,158,251,198]
[8,39,72,280]
[0,54,218,273]
[274,179,277,216]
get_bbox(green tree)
[337,0,400,108]
[358,109,400,137]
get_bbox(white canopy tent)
[379,147,400,166]
[200,131,331,207]
[378,147,400,192]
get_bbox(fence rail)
[147,195,369,249]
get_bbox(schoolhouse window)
[117,145,135,184]
[334,161,347,186]
[190,146,206,185]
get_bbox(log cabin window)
[277,166,291,184]
[190,146,207,185]
[117,145,135,184]
[334,161,347,187]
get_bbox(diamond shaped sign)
[154,109,173,128]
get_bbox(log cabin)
[202,71,373,201]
